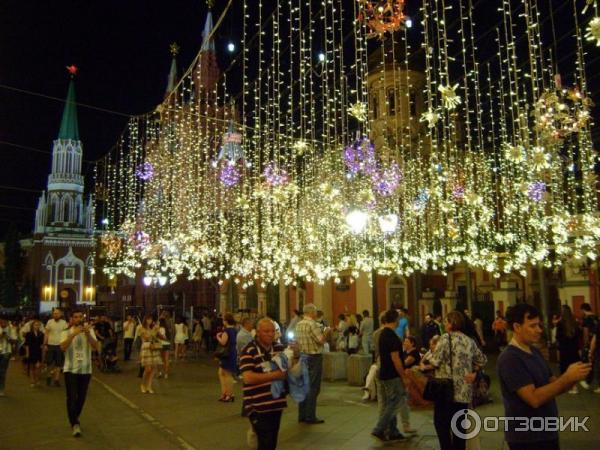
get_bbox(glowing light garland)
[96,0,600,286]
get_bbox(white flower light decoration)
[420,108,440,128]
[585,17,600,47]
[349,102,368,122]
[292,140,310,155]
[438,83,461,110]
[531,146,551,171]
[503,143,526,163]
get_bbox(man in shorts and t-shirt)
[60,309,99,437]
[44,308,68,387]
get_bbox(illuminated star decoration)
[348,102,368,122]
[531,146,551,171]
[528,181,546,202]
[504,143,526,163]
[343,137,377,177]
[170,42,180,56]
[420,108,440,128]
[263,162,290,187]
[438,83,461,110]
[135,162,155,181]
[586,17,600,47]
[371,163,403,196]
[66,65,78,76]
[292,140,310,155]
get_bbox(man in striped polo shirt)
[240,318,288,450]
[60,309,99,437]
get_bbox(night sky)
[1,0,598,238]
[0,0,228,237]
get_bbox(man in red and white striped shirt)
[240,318,287,450]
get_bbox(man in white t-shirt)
[44,308,68,387]
[60,309,99,437]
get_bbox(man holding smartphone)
[60,309,99,437]
[498,304,591,450]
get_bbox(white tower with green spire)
[30,66,95,312]
[35,70,93,234]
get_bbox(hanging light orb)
[345,209,369,234]
[378,213,399,234]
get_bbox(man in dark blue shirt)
[498,303,591,450]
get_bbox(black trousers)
[433,400,468,450]
[123,338,133,361]
[250,411,283,450]
[64,372,91,426]
[509,440,560,450]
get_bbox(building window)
[387,89,396,116]
[64,267,75,283]
[409,90,417,116]
[371,95,379,119]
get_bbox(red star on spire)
[66,65,78,77]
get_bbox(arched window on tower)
[387,88,396,116]
[62,195,72,223]
[409,89,417,117]
[370,94,379,119]
[50,195,59,223]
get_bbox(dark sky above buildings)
[0,0,223,236]
[0,0,598,238]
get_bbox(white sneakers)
[580,380,590,390]
[72,424,82,437]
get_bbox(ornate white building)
[24,72,96,313]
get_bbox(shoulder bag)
[423,333,454,403]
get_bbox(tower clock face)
[60,289,69,299]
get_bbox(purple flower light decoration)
[263,162,290,187]
[452,184,465,200]
[135,162,154,181]
[372,163,403,196]
[219,164,241,187]
[132,230,150,251]
[528,181,546,202]
[343,137,377,176]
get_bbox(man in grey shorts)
[44,309,68,387]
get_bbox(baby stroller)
[100,338,121,373]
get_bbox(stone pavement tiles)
[0,352,598,450]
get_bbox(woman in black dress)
[24,320,45,387]
[556,304,582,394]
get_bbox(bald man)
[240,319,288,450]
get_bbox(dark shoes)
[303,418,325,424]
[388,433,406,441]
[371,431,406,442]
[371,431,387,441]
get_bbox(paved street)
[0,352,598,450]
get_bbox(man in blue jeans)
[0,316,12,396]
[295,303,331,424]
[372,309,413,442]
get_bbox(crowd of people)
[0,300,598,449]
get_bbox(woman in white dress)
[174,318,188,361]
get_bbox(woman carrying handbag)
[426,311,487,450]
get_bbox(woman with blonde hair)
[139,315,162,394]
